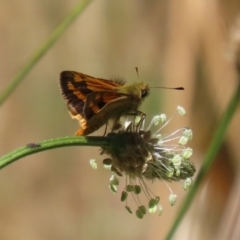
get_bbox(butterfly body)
[59,71,149,135]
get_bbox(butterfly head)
[120,82,149,101]
[140,82,149,99]
[134,82,149,100]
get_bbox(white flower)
[177,106,186,116]
[169,193,177,206]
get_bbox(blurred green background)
[0,0,240,239]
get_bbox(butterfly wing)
[83,90,132,119]
[76,95,133,135]
[59,71,125,120]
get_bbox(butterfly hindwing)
[83,91,130,119]
[76,95,133,135]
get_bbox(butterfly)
[59,71,149,135]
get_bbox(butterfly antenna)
[135,67,140,79]
[151,86,185,90]
[135,67,184,90]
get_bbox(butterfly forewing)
[60,71,124,118]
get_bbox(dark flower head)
[91,106,195,218]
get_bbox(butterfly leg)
[111,115,123,132]
[103,122,108,136]
[136,112,146,132]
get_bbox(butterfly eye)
[141,88,149,98]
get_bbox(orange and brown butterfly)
[59,71,149,136]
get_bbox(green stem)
[0,136,109,170]
[165,83,240,240]
[0,0,93,106]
